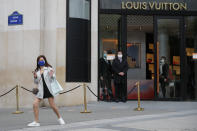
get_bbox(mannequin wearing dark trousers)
[159,57,169,98]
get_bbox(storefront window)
[157,18,181,99]
[127,15,154,100]
[66,0,91,82]
[99,14,155,100]
[127,15,154,75]
[69,0,90,20]
[185,16,197,100]
[99,14,120,57]
[99,14,121,100]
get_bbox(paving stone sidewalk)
[0,101,197,131]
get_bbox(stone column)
[41,0,57,69]
[40,0,57,106]
[90,0,98,101]
[194,36,197,100]
[158,28,170,61]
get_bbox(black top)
[98,58,113,79]
[41,74,53,98]
[160,63,169,79]
[112,57,128,83]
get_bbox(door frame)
[154,16,185,100]
[118,14,128,97]
[118,15,127,60]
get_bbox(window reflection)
[157,19,180,98]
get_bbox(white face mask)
[118,54,123,58]
[160,59,165,63]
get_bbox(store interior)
[99,14,197,100]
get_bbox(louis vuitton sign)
[122,2,187,11]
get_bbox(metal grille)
[100,15,153,26]
[99,14,120,27]
[127,15,153,25]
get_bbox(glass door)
[126,15,154,100]
[98,14,122,101]
[155,17,183,99]
[185,16,197,100]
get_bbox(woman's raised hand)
[32,71,37,78]
[49,69,54,77]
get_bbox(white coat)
[34,66,57,99]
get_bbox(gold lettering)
[155,2,161,10]
[133,2,139,10]
[180,3,187,10]
[142,2,147,10]
[139,2,142,10]
[160,3,163,10]
[149,2,155,10]
[169,3,173,10]
[164,3,168,10]
[121,1,187,11]
[173,3,180,11]
[126,2,133,9]
[122,2,126,9]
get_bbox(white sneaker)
[27,121,40,127]
[58,117,65,125]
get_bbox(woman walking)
[28,55,65,127]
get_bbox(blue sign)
[8,11,23,25]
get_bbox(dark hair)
[115,51,123,59]
[161,56,166,60]
[35,55,52,71]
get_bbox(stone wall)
[0,0,98,108]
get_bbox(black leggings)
[100,78,113,99]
